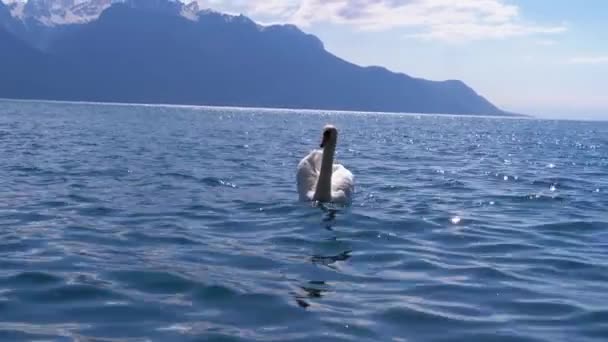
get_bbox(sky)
[187,0,608,119]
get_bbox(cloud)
[247,0,299,17]
[537,39,557,46]
[186,0,567,43]
[568,56,608,65]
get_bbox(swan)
[297,125,354,203]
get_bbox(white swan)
[297,125,354,203]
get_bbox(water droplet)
[503,176,508,181]
[489,201,495,205]
[450,216,461,224]
[547,163,556,169]
[595,188,600,193]
[550,185,557,192]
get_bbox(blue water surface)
[1,100,607,341]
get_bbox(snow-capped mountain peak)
[1,0,202,26]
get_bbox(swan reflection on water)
[312,202,352,263]
[311,249,352,267]
[319,203,338,230]
[294,250,351,309]
[292,204,352,309]
[315,200,351,231]
[295,280,331,309]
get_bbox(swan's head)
[320,124,338,148]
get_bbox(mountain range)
[0,0,512,115]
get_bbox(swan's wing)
[297,150,323,201]
[331,164,355,203]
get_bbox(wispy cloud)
[568,56,608,65]
[186,0,567,43]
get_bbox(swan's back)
[330,164,354,203]
[297,150,323,201]
[297,150,354,203]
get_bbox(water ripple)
[1,100,607,341]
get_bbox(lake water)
[1,100,607,341]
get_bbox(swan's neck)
[314,144,335,202]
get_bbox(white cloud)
[537,39,557,46]
[187,0,567,43]
[568,56,608,65]
[248,0,298,17]
[8,0,565,43]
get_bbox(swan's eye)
[323,130,331,138]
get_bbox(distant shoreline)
[0,97,529,120]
